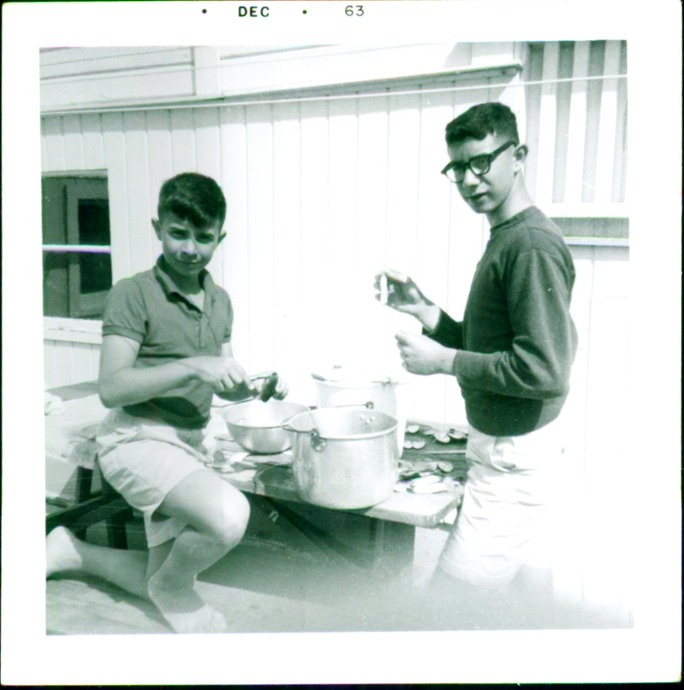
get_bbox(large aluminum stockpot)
[311,365,409,454]
[284,407,399,509]
[222,399,309,454]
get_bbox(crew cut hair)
[445,102,520,146]
[157,172,227,228]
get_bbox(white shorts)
[96,409,209,547]
[439,417,566,589]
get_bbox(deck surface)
[46,574,367,635]
[46,522,632,635]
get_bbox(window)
[42,175,112,319]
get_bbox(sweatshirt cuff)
[452,349,489,386]
[452,349,462,378]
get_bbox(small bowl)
[222,399,309,454]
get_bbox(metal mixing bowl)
[222,399,309,454]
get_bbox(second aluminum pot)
[284,407,399,509]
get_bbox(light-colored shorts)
[96,409,210,547]
[439,417,566,590]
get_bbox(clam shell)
[410,482,449,494]
[410,474,442,487]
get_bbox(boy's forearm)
[99,360,194,408]
[214,387,253,402]
[415,303,442,332]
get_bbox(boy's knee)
[211,489,250,546]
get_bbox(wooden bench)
[46,382,133,548]
[46,464,133,548]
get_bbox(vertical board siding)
[219,106,251,369]
[552,43,575,203]
[43,340,100,388]
[194,108,225,280]
[299,100,331,371]
[81,113,106,170]
[146,108,174,271]
[123,111,152,276]
[327,97,365,369]
[101,112,130,280]
[565,42,591,204]
[614,43,629,203]
[170,109,197,178]
[272,102,304,394]
[525,41,627,209]
[536,42,560,206]
[43,116,66,171]
[583,42,607,204]
[63,115,85,170]
[594,41,622,204]
[244,105,276,374]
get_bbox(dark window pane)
[78,199,110,244]
[80,253,113,294]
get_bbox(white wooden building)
[40,43,632,612]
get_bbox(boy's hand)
[253,373,289,402]
[374,269,441,331]
[184,356,254,396]
[395,330,455,376]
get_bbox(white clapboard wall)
[42,42,631,612]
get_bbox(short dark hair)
[445,102,520,147]
[157,172,227,229]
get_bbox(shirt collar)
[153,255,218,302]
[489,205,538,235]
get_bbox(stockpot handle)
[329,401,375,410]
[281,422,327,453]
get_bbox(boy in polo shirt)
[46,173,287,634]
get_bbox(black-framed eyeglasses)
[441,141,516,183]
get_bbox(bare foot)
[46,526,83,577]
[147,569,228,634]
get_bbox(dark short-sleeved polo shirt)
[101,256,233,428]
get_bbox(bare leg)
[46,527,227,632]
[146,528,234,633]
[145,469,250,634]
[47,526,149,599]
[47,469,249,634]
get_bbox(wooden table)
[222,459,460,528]
[209,424,466,577]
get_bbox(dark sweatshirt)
[428,206,578,436]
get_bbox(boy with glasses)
[376,102,578,627]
